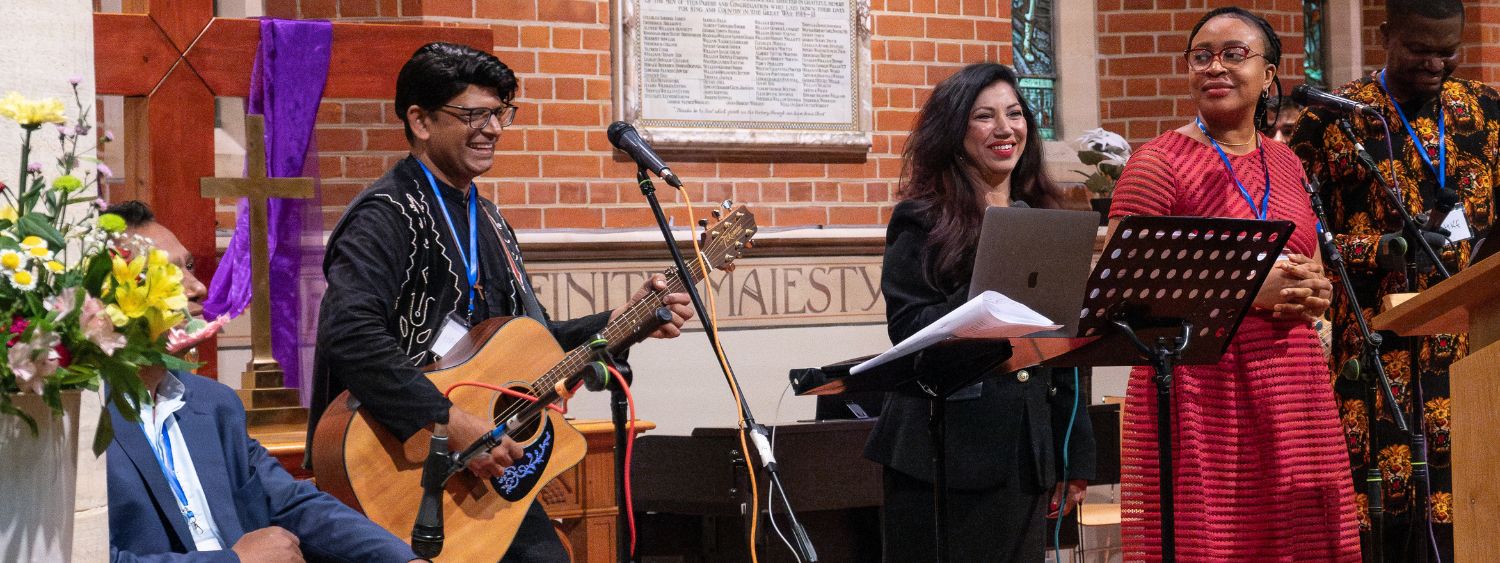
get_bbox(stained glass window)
[1012,0,1057,140]
[1303,0,1327,89]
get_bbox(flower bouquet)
[1,82,198,454]
[1074,128,1131,198]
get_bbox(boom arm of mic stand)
[632,168,819,562]
[1303,180,1409,433]
[1334,118,1451,280]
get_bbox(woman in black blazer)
[863,62,1096,562]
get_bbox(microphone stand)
[1334,118,1450,280]
[633,168,819,562]
[1304,179,1409,563]
[610,362,633,563]
[1334,116,1448,562]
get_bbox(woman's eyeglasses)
[440,104,519,129]
[1183,46,1265,72]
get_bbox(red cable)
[608,365,639,557]
[442,381,566,414]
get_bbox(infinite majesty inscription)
[527,257,885,328]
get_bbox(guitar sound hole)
[492,388,543,442]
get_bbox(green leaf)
[143,350,200,372]
[92,406,113,457]
[18,213,66,248]
[1084,173,1115,196]
[84,252,112,292]
[1099,161,1125,178]
[1077,150,1110,166]
[0,399,39,436]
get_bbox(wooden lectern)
[1373,252,1500,560]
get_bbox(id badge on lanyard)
[1379,70,1472,241]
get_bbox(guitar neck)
[543,252,711,391]
[507,206,754,423]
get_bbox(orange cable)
[677,189,761,563]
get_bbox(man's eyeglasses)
[1184,46,1265,71]
[440,104,519,130]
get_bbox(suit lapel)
[110,406,195,547]
[175,385,247,544]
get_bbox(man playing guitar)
[305,42,693,562]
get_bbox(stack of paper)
[851,291,1060,375]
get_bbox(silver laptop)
[968,206,1099,338]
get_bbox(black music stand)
[1035,216,1293,562]
[793,215,1294,563]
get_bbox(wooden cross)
[93,1,489,377]
[200,114,312,388]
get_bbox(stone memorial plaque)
[615,0,873,154]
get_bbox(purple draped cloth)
[203,19,331,401]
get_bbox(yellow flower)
[0,92,67,127]
[109,282,149,321]
[20,236,45,250]
[103,304,129,327]
[0,205,16,223]
[146,307,184,340]
[25,245,52,261]
[144,260,187,312]
[9,269,37,291]
[0,249,24,271]
[111,254,145,285]
[45,260,64,274]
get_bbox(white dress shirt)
[137,371,227,551]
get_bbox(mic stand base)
[633,168,819,562]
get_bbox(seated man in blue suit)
[104,201,423,563]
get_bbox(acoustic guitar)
[311,205,757,560]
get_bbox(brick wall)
[254,0,1013,232]
[1096,0,1307,146]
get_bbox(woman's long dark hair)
[898,62,1062,288]
[1188,7,1284,133]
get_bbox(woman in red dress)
[1110,7,1361,561]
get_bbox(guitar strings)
[484,220,749,428]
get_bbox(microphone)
[1291,85,1380,116]
[607,122,683,188]
[412,426,451,559]
[1422,190,1461,234]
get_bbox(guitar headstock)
[697,200,756,274]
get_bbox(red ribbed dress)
[1110,131,1361,561]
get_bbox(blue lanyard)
[416,158,480,315]
[1379,70,1446,192]
[141,419,200,531]
[1196,118,1271,220]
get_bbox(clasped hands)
[1253,253,1332,323]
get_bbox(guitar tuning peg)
[721,200,733,210]
[698,219,709,228]
[721,259,738,273]
[743,240,754,249]
[711,208,722,220]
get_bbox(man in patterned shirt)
[1289,0,1497,559]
